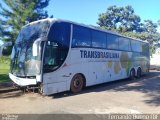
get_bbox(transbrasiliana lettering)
[80,50,119,59]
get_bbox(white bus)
[9,18,150,95]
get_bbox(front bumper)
[9,73,37,86]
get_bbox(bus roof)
[26,18,149,44]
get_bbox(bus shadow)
[0,91,23,99]
[111,71,160,106]
[51,70,160,106]
[0,82,24,99]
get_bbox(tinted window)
[131,40,142,52]
[48,22,70,47]
[44,22,70,73]
[92,30,106,48]
[119,37,131,51]
[142,42,149,56]
[72,25,91,47]
[107,34,119,49]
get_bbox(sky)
[46,0,160,26]
[0,0,160,45]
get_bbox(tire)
[137,68,142,78]
[38,84,43,94]
[130,69,135,80]
[70,74,84,93]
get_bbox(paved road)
[0,70,160,114]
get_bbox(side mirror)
[32,38,42,56]
[32,37,47,56]
[32,42,39,56]
[11,46,15,59]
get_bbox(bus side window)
[119,37,131,51]
[91,30,106,48]
[72,25,91,47]
[43,22,70,73]
[48,23,70,48]
[131,40,142,52]
[142,43,149,57]
[107,33,119,50]
[44,44,56,66]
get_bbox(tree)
[0,0,51,43]
[97,5,142,32]
[143,20,158,33]
[27,0,53,22]
[122,31,160,54]
[158,20,160,26]
[97,5,160,55]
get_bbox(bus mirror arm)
[32,37,47,56]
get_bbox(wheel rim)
[73,78,82,88]
[71,74,84,93]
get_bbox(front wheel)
[130,69,135,80]
[137,68,142,78]
[38,84,43,94]
[70,74,84,93]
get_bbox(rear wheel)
[130,69,135,80]
[137,68,142,78]
[70,74,84,93]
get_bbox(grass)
[0,56,11,83]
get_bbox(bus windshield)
[11,21,50,77]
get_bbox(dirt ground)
[0,70,160,114]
